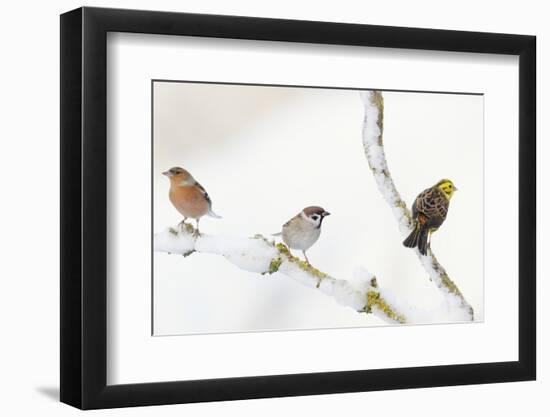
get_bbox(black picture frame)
[60,6,536,410]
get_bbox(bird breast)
[282,219,321,251]
[169,186,209,219]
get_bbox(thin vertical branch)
[360,91,474,321]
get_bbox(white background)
[0,0,545,416]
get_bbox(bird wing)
[282,213,301,229]
[282,218,293,229]
[414,187,448,228]
[194,181,213,209]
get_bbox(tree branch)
[360,91,474,321]
[154,224,406,324]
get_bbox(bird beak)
[323,211,331,216]
[453,186,458,191]
[162,171,172,177]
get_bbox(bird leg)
[193,218,201,237]
[178,217,188,230]
[302,251,311,266]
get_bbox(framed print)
[60,7,536,409]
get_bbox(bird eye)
[311,215,319,220]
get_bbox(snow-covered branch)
[360,91,474,321]
[154,224,406,324]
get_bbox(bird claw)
[193,230,201,238]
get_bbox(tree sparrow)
[276,206,331,265]
[162,167,221,236]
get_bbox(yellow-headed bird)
[403,179,457,255]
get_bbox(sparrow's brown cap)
[303,206,330,216]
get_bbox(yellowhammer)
[403,179,458,255]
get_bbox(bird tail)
[207,210,222,219]
[403,224,429,256]
[417,229,429,256]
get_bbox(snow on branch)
[154,224,406,324]
[360,91,474,321]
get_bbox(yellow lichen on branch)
[365,290,406,324]
[275,242,328,279]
